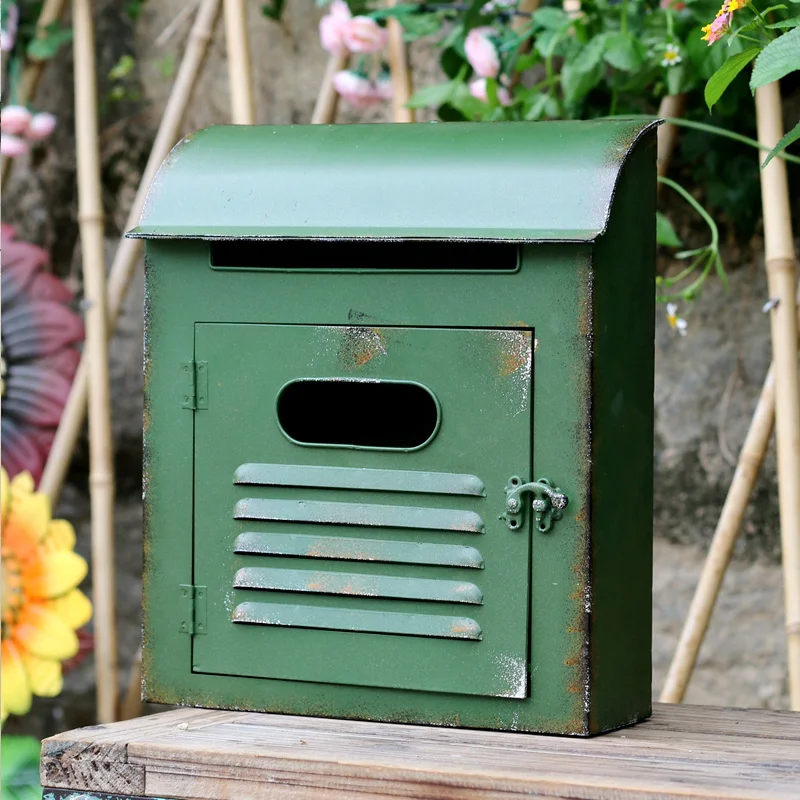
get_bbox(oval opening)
[276,379,440,451]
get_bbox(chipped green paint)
[133,119,657,735]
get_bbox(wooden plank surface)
[41,703,800,800]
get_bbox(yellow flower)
[1,468,92,723]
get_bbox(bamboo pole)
[386,0,414,123]
[223,0,255,123]
[1,0,69,190]
[657,93,686,182]
[311,51,349,125]
[38,0,223,504]
[118,647,143,721]
[755,81,800,710]
[72,0,118,724]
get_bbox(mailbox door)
[192,323,533,699]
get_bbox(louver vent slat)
[234,463,486,496]
[234,532,484,569]
[232,602,483,640]
[234,498,485,533]
[234,567,483,604]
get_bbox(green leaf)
[1,736,42,800]
[441,46,467,79]
[750,29,800,91]
[657,212,683,247]
[400,12,444,39]
[767,18,800,28]
[704,48,760,111]
[407,81,455,109]
[449,82,490,119]
[515,49,540,72]
[523,92,551,120]
[602,33,644,71]
[533,7,570,30]
[561,59,603,104]
[109,54,135,81]
[762,118,800,168]
[261,0,286,20]
[26,24,73,60]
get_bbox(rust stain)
[450,623,472,634]
[338,326,387,370]
[306,581,323,591]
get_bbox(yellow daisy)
[1,468,92,723]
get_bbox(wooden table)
[40,703,800,800]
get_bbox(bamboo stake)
[656,93,686,182]
[39,0,223,504]
[755,81,800,710]
[311,51,349,125]
[386,0,414,123]
[118,647,143,721]
[1,0,68,190]
[72,0,118,724]
[223,0,255,123]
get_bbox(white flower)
[666,303,688,336]
[661,44,682,67]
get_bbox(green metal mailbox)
[130,118,658,736]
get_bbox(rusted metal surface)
[234,532,485,569]
[233,567,483,604]
[232,603,483,641]
[233,498,486,533]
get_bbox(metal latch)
[504,476,568,533]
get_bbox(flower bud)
[332,70,384,109]
[319,0,352,53]
[465,27,501,79]
[0,105,32,136]
[1,134,30,158]
[343,16,388,54]
[469,78,512,106]
[27,112,57,141]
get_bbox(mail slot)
[129,119,658,736]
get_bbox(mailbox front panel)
[192,323,534,699]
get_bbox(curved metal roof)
[128,118,659,242]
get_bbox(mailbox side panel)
[588,132,657,733]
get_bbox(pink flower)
[660,0,686,9]
[26,112,57,141]
[332,70,385,109]
[1,134,29,158]
[701,12,730,44]
[465,27,500,79]
[1,3,18,52]
[343,16,387,54]
[469,78,512,106]
[0,105,32,136]
[319,0,351,54]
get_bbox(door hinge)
[180,361,208,410]
[179,584,207,635]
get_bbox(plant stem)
[610,114,800,164]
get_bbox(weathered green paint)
[588,128,656,734]
[135,119,657,736]
[130,119,656,243]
